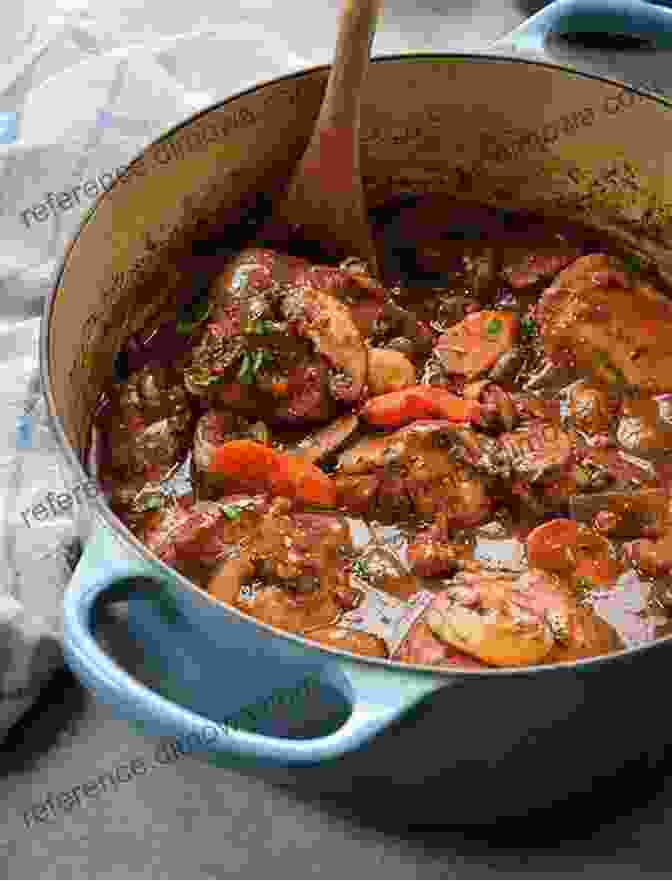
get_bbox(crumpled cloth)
[0,5,315,743]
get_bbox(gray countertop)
[5,0,672,876]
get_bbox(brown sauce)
[92,196,672,669]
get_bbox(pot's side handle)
[493,0,672,58]
[63,523,443,766]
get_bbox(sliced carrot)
[209,439,276,483]
[573,556,623,589]
[362,386,481,427]
[269,453,337,507]
[435,310,518,380]
[526,518,580,573]
[208,439,336,507]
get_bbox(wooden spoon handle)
[318,0,382,131]
[264,0,382,273]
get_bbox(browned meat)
[407,525,473,577]
[625,532,672,577]
[292,413,360,464]
[282,286,367,404]
[501,244,581,289]
[617,397,672,459]
[570,488,670,539]
[538,254,672,394]
[351,547,422,600]
[499,419,572,484]
[434,310,518,381]
[140,495,267,568]
[335,421,493,526]
[101,366,193,482]
[565,381,612,436]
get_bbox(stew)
[91,196,672,668]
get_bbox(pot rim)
[41,50,672,680]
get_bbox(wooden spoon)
[262,0,382,275]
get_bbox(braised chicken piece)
[565,380,613,436]
[538,254,672,395]
[99,366,193,482]
[96,196,672,669]
[617,397,672,459]
[333,420,493,525]
[184,248,367,423]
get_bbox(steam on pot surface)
[90,194,672,669]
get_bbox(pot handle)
[63,522,443,766]
[494,0,672,58]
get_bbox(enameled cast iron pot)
[52,0,672,823]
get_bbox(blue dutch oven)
[49,0,672,823]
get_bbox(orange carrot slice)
[526,518,580,573]
[573,556,623,589]
[362,386,481,427]
[269,452,337,507]
[208,440,336,507]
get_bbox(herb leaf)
[139,495,163,512]
[238,352,254,384]
[520,316,537,340]
[486,318,503,337]
[351,558,370,579]
[622,253,642,275]
[221,504,243,520]
[255,319,274,335]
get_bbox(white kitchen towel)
[0,8,311,743]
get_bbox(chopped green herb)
[351,558,370,579]
[486,318,503,337]
[251,348,273,373]
[139,495,163,512]
[238,352,254,384]
[520,316,537,340]
[302,503,338,513]
[255,319,275,335]
[593,350,610,367]
[575,575,595,593]
[621,253,642,275]
[221,504,243,520]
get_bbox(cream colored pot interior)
[46,56,672,457]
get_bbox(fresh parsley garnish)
[486,318,503,337]
[221,504,243,520]
[351,558,370,579]
[520,316,537,340]
[238,352,254,384]
[255,319,274,335]
[238,349,273,384]
[139,495,163,512]
[622,253,642,275]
